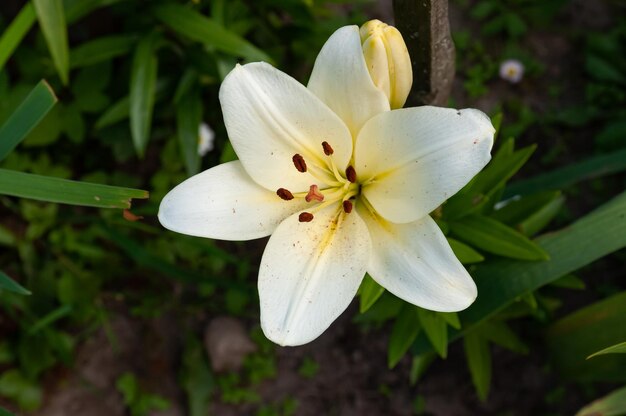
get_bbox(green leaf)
[70,34,136,68]
[0,169,148,208]
[504,149,626,197]
[0,271,31,295]
[359,274,385,313]
[445,141,535,218]
[413,190,626,356]
[28,304,73,335]
[464,331,491,402]
[491,191,561,226]
[450,215,549,260]
[588,341,626,359]
[33,0,70,85]
[440,312,461,330]
[477,321,528,354]
[576,385,626,416]
[518,194,564,236]
[417,309,448,358]
[0,405,16,416]
[388,305,421,368]
[447,237,485,264]
[181,336,214,416]
[95,96,129,129]
[550,274,585,290]
[0,3,37,71]
[0,80,58,162]
[152,3,271,63]
[63,0,126,23]
[129,34,158,158]
[546,292,626,381]
[0,225,15,247]
[177,87,202,176]
[409,352,435,385]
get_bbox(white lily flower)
[159,25,495,346]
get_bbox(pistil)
[305,185,324,202]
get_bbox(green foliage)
[576,385,626,416]
[32,0,69,85]
[0,80,57,161]
[116,372,171,416]
[546,292,626,381]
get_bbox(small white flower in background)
[159,21,495,346]
[197,122,215,157]
[499,59,525,83]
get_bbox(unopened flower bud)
[359,19,412,109]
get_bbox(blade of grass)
[70,34,136,68]
[0,80,57,162]
[504,149,626,197]
[33,0,69,85]
[0,271,31,295]
[0,3,37,71]
[27,304,73,335]
[0,169,148,208]
[152,3,271,63]
[129,34,158,157]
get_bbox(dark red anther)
[346,165,357,183]
[299,212,314,222]
[322,141,334,156]
[342,200,353,214]
[292,154,307,172]
[276,188,294,201]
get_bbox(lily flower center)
[275,141,362,222]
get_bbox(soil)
[2,0,624,415]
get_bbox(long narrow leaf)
[0,3,37,71]
[0,169,148,208]
[0,80,57,162]
[0,271,31,295]
[588,341,626,359]
[450,215,549,261]
[546,292,626,381]
[129,35,158,157]
[576,385,626,416]
[177,88,202,176]
[70,35,136,68]
[152,4,271,62]
[33,0,70,85]
[504,149,626,197]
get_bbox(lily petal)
[158,161,308,241]
[359,207,477,311]
[259,205,371,346]
[356,107,495,223]
[219,62,353,192]
[308,26,390,138]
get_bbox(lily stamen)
[276,188,294,200]
[292,154,307,172]
[298,212,314,222]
